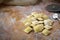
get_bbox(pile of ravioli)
[23,12,53,36]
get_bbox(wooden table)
[0,0,60,40]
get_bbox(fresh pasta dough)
[33,24,44,32]
[44,19,53,26]
[42,29,50,36]
[24,27,32,33]
[23,12,53,36]
[44,25,52,30]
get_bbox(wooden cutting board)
[0,1,60,40]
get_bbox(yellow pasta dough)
[44,19,53,26]
[42,29,50,36]
[38,13,44,17]
[25,22,31,26]
[32,20,39,25]
[37,18,44,21]
[23,18,31,24]
[27,15,33,19]
[31,23,36,27]
[42,14,48,20]
[23,12,53,36]
[31,12,44,18]
[38,21,44,24]
[39,24,44,27]
[33,24,44,32]
[44,25,52,30]
[24,27,32,33]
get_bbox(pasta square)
[23,19,31,24]
[44,25,52,30]
[44,19,53,26]
[42,29,50,36]
[24,27,32,33]
[33,25,44,32]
